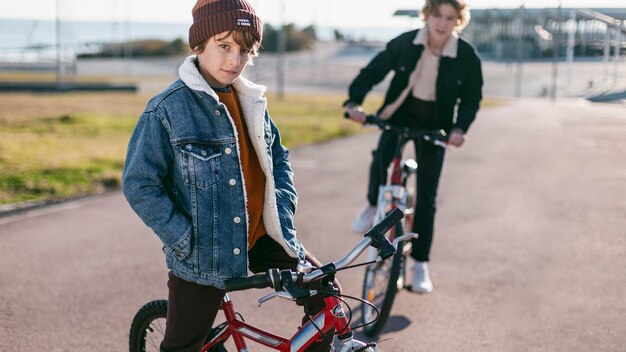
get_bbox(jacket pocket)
[179,143,221,190]
[166,227,192,261]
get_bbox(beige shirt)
[380,27,458,119]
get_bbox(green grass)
[0,114,134,204]
[0,163,121,204]
[267,93,382,147]
[0,92,382,206]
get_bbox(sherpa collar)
[178,55,266,102]
[413,26,458,59]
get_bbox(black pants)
[161,235,330,352]
[367,130,446,262]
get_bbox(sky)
[1,0,624,28]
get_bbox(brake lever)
[391,232,419,249]
[423,135,448,149]
[372,233,418,262]
[257,291,294,307]
[434,140,448,149]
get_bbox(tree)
[261,24,316,52]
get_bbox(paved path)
[1,98,625,351]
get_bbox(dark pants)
[161,235,330,352]
[367,130,446,262]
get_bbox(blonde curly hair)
[420,0,471,31]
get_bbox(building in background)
[395,7,626,60]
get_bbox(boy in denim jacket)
[122,1,333,350]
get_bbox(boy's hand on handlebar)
[447,129,466,148]
[344,104,367,124]
[330,277,343,295]
[305,251,343,295]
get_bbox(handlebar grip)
[344,111,380,125]
[364,115,379,125]
[364,208,404,239]
[224,272,272,292]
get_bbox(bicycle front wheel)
[361,222,405,337]
[129,300,228,352]
[129,300,168,352]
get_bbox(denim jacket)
[347,29,483,133]
[122,56,305,288]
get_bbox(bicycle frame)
[373,133,416,238]
[130,209,410,352]
[201,293,351,352]
[389,139,409,187]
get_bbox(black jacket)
[346,29,483,133]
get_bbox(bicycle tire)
[129,300,227,352]
[403,167,417,234]
[401,168,416,289]
[361,222,405,337]
[129,300,168,352]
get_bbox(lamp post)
[613,21,621,85]
[56,0,62,87]
[124,0,133,77]
[514,5,525,98]
[276,0,286,100]
[550,1,562,101]
[565,9,576,87]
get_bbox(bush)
[261,24,316,52]
[78,38,189,58]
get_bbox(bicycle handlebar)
[359,206,403,260]
[223,208,406,293]
[343,112,448,148]
[223,272,273,292]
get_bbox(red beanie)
[189,0,263,49]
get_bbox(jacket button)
[185,144,192,151]
[229,179,236,186]
[225,147,232,155]
[233,217,241,223]
[201,149,207,156]
[233,248,241,255]
[215,110,222,116]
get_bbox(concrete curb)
[0,189,119,219]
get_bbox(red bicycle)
[129,209,415,352]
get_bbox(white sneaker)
[411,261,433,293]
[351,204,376,233]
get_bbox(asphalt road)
[1,98,625,352]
